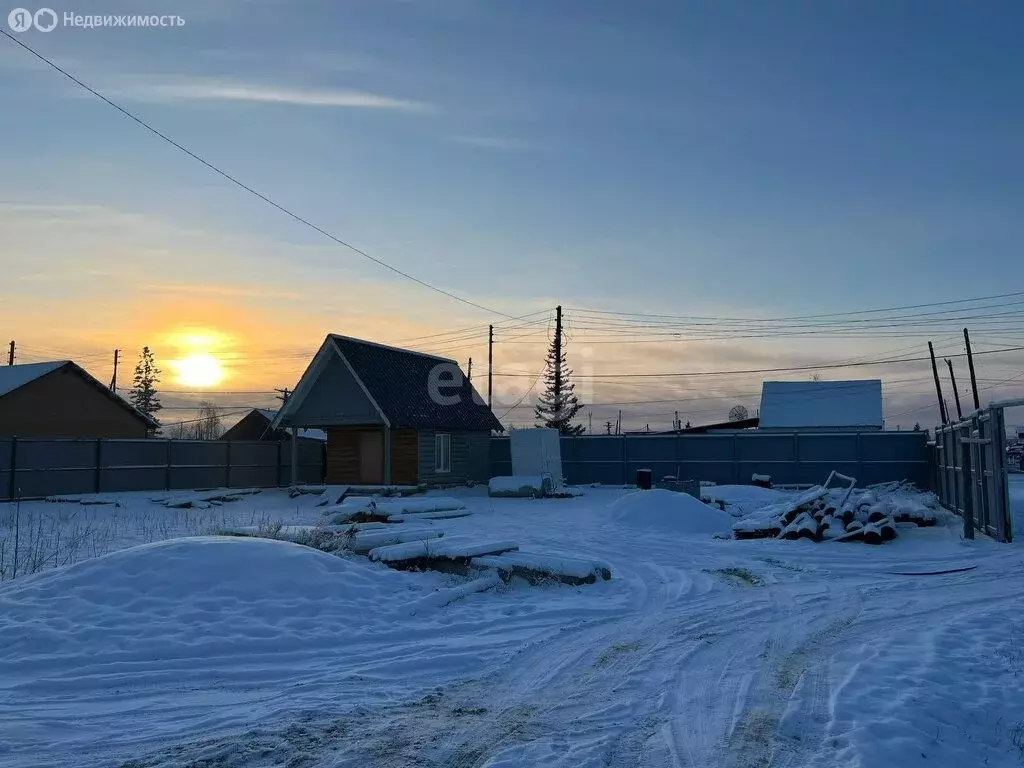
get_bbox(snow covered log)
[314,485,350,506]
[349,528,444,555]
[488,475,554,498]
[891,500,937,526]
[160,489,261,508]
[369,537,519,567]
[386,509,473,523]
[401,574,503,616]
[368,497,466,515]
[780,513,818,541]
[471,552,612,586]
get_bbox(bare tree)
[728,405,749,422]
[167,401,223,440]
[811,372,822,382]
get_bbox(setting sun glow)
[171,353,226,388]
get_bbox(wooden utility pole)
[487,325,493,409]
[109,349,120,392]
[467,357,472,383]
[963,328,981,411]
[588,410,592,434]
[274,388,291,405]
[928,341,948,424]
[553,306,563,413]
[7,340,14,366]
[605,420,613,435]
[945,358,963,420]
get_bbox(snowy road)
[2,483,1024,767]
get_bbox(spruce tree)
[534,333,584,435]
[129,346,162,423]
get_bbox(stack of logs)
[736,489,936,544]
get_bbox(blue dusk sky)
[1,0,1022,428]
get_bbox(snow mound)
[608,489,732,534]
[0,537,431,668]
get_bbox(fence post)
[7,436,16,501]
[793,432,800,484]
[165,439,172,490]
[94,438,102,493]
[621,435,627,485]
[225,441,232,488]
[856,432,864,484]
[733,433,739,485]
[277,440,283,487]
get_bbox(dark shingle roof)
[331,335,503,432]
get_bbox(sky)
[1,0,1023,431]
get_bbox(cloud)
[139,81,434,112]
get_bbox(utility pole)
[963,328,981,411]
[616,410,622,435]
[7,340,14,366]
[109,349,120,392]
[467,357,472,383]
[928,341,948,425]
[553,305,563,415]
[487,325,493,409]
[945,358,963,421]
[274,388,291,405]
[605,420,613,435]
[588,410,592,434]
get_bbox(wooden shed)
[272,335,502,485]
[0,360,159,438]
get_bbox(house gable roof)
[0,360,160,428]
[0,361,66,398]
[759,380,883,429]
[274,335,503,432]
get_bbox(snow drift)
[608,489,732,534]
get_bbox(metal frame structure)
[934,398,1020,543]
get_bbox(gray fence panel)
[170,440,229,467]
[0,438,325,500]
[100,467,168,493]
[102,439,168,467]
[490,430,931,488]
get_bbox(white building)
[758,380,883,432]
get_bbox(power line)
[0,29,512,319]
[498,369,545,420]
[492,345,1024,379]
[567,290,1024,324]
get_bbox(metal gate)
[935,399,1018,542]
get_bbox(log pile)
[733,486,937,545]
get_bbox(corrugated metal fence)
[935,404,1014,542]
[0,438,324,500]
[490,431,931,488]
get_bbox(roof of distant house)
[758,380,883,429]
[0,360,160,427]
[253,408,326,440]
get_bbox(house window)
[435,433,451,473]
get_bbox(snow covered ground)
[2,480,1024,767]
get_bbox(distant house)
[0,361,159,438]
[220,408,327,444]
[758,380,883,431]
[272,335,502,485]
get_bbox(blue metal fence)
[490,431,931,487]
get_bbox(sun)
[172,353,226,388]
